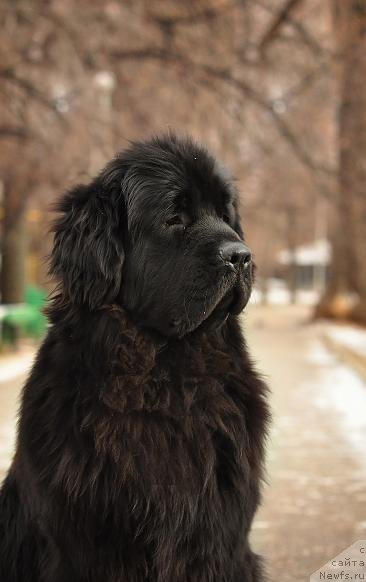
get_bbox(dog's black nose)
[219,242,252,270]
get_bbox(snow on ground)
[0,347,35,475]
[251,279,319,306]
[0,421,16,475]
[251,287,319,306]
[0,349,35,384]
[308,339,366,466]
[323,323,366,358]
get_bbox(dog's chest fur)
[97,336,254,496]
[20,308,268,580]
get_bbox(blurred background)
[0,1,366,580]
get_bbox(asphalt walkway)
[247,305,366,581]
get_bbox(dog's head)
[51,134,253,337]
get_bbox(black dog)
[0,134,270,581]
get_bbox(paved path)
[0,306,365,581]
[0,347,34,476]
[247,305,366,581]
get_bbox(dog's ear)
[50,178,125,309]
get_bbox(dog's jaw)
[164,270,252,338]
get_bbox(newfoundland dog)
[0,134,270,582]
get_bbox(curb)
[322,334,366,382]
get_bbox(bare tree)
[0,0,346,314]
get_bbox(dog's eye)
[166,215,184,227]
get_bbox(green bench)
[1,286,48,344]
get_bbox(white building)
[278,239,331,291]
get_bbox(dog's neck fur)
[47,297,244,375]
[44,299,257,429]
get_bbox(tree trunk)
[285,207,298,305]
[1,189,27,304]
[319,0,366,321]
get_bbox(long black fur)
[0,134,270,582]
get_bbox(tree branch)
[149,4,233,29]
[0,125,29,140]
[279,63,329,104]
[111,48,335,177]
[259,0,305,51]
[0,68,65,119]
[253,0,324,58]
